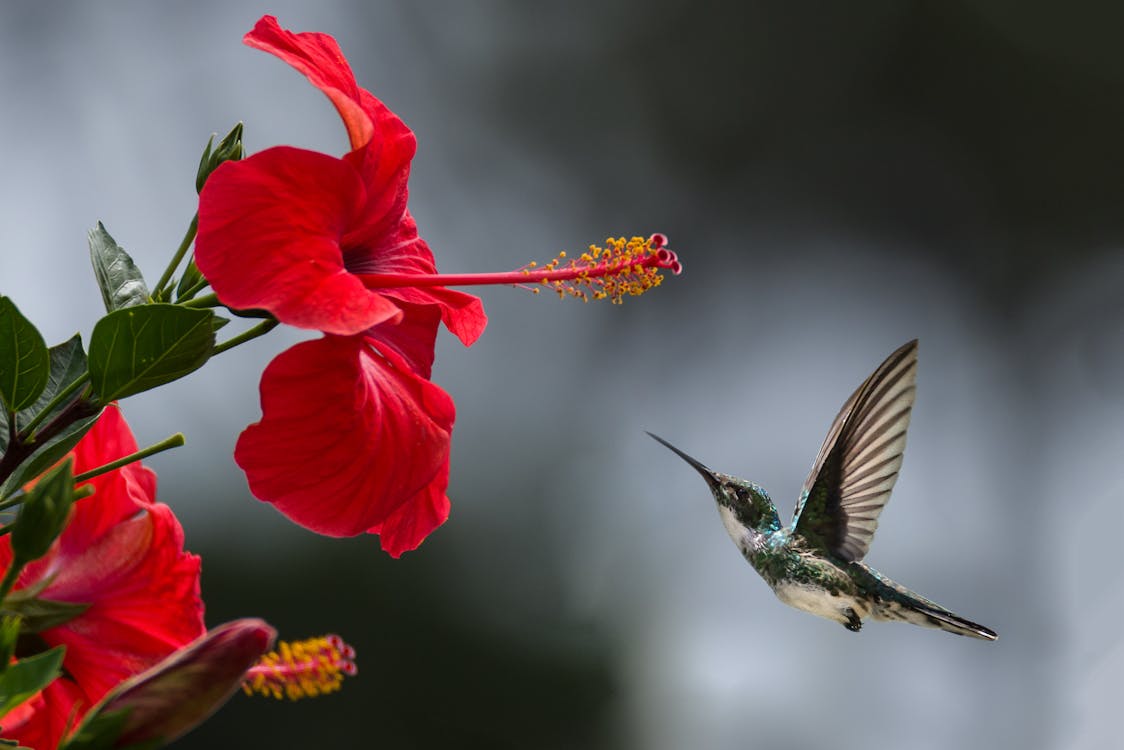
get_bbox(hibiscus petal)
[344,212,488,347]
[245,16,417,171]
[341,94,417,229]
[368,463,452,558]
[0,678,88,750]
[234,335,455,539]
[196,146,403,335]
[41,504,204,701]
[366,299,440,379]
[65,403,157,545]
[244,15,373,151]
[395,283,488,349]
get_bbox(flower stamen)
[355,233,681,304]
[242,634,357,701]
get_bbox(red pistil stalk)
[242,634,357,701]
[357,233,681,303]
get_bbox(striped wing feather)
[791,340,918,562]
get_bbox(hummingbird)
[650,339,997,640]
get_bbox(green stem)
[0,395,99,499]
[21,373,90,440]
[0,482,92,513]
[71,433,185,485]
[152,214,199,300]
[177,276,210,301]
[182,292,219,309]
[212,320,279,356]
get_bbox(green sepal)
[0,616,20,677]
[89,223,151,313]
[0,645,65,719]
[174,260,204,302]
[58,709,149,750]
[10,459,77,565]
[88,305,215,402]
[0,297,50,413]
[1,587,90,634]
[195,122,243,194]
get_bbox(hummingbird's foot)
[843,608,863,632]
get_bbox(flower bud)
[195,122,244,193]
[63,619,276,749]
[11,460,78,566]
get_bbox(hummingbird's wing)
[790,340,918,562]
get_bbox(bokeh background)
[2,2,1122,748]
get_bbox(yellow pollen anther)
[517,234,680,304]
[242,635,357,701]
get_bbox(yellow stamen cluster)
[242,635,357,701]
[522,235,681,304]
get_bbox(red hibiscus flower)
[0,405,204,750]
[195,16,680,557]
[194,15,483,557]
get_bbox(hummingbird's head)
[647,432,781,540]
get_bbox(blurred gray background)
[2,2,1122,748]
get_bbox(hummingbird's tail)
[886,599,998,641]
[855,565,998,641]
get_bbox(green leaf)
[0,337,98,501]
[0,407,101,500]
[88,305,215,402]
[89,223,150,312]
[0,297,50,412]
[0,335,101,499]
[15,334,88,433]
[0,645,65,719]
[1,592,90,633]
[11,459,77,565]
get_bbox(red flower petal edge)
[234,334,455,555]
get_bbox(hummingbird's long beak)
[646,432,722,491]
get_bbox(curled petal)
[196,147,402,335]
[391,282,487,349]
[235,335,455,541]
[244,15,414,157]
[245,15,417,209]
